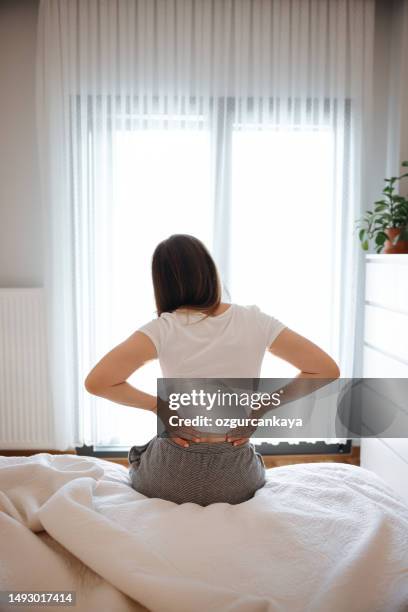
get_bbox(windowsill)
[0,445,360,468]
[86,446,360,468]
[75,440,352,458]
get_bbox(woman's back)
[138,303,286,378]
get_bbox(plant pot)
[383,228,408,254]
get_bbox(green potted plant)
[357,161,408,254]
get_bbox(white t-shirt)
[138,303,286,378]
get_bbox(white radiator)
[0,288,53,449]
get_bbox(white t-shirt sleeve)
[251,305,287,349]
[137,317,163,353]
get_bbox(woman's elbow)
[322,360,340,379]
[84,375,102,395]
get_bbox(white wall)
[360,0,408,238]
[0,0,42,287]
[394,0,408,175]
[383,0,408,179]
[348,0,408,378]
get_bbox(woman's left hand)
[167,426,202,448]
[171,435,200,448]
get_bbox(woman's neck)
[175,302,231,317]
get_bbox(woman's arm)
[258,328,340,416]
[227,328,340,444]
[84,330,201,447]
[269,328,340,378]
[84,331,158,412]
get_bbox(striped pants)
[128,436,266,506]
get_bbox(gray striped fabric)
[128,436,266,506]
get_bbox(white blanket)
[0,453,407,612]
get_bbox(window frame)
[75,94,352,458]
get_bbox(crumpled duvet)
[0,453,407,612]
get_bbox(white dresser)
[360,255,408,504]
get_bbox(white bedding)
[0,453,407,612]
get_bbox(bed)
[0,453,407,612]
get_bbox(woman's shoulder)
[234,304,287,333]
[237,303,261,312]
[233,303,263,317]
[137,312,178,353]
[138,311,176,329]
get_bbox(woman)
[85,234,340,506]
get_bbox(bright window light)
[93,127,212,446]
[230,127,336,378]
[230,126,338,447]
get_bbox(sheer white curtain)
[36,0,374,449]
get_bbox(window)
[76,97,350,454]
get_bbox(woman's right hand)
[167,425,203,447]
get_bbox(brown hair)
[152,234,222,316]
